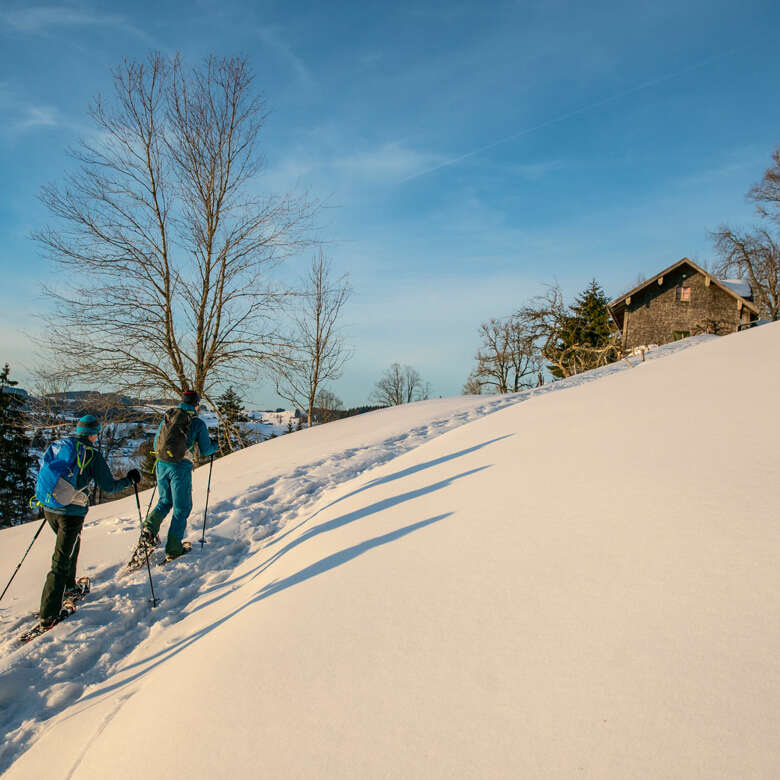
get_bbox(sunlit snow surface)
[1,328,778,778]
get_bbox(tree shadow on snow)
[23,457,495,753]
[72,511,453,708]
[261,435,512,553]
[192,464,491,604]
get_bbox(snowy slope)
[1,328,779,778]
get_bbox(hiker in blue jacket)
[141,390,217,559]
[38,414,140,627]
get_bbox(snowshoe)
[164,541,192,563]
[63,576,91,600]
[126,530,161,572]
[19,590,86,644]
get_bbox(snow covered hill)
[1,326,778,778]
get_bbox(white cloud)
[0,5,153,42]
[260,140,445,198]
[0,83,59,135]
[2,6,121,31]
[332,142,444,183]
[15,105,58,131]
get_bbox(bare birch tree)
[272,252,352,426]
[35,53,316,403]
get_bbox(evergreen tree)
[549,280,615,378]
[0,364,35,527]
[569,280,613,350]
[215,387,249,456]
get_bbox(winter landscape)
[1,324,779,777]
[1,2,779,778]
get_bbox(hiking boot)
[165,540,192,561]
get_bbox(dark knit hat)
[181,390,200,406]
[76,414,101,436]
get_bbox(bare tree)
[372,363,428,406]
[516,284,575,378]
[517,283,622,378]
[711,227,779,320]
[471,316,541,394]
[272,252,352,426]
[462,370,483,395]
[749,148,780,222]
[27,369,73,452]
[711,150,780,322]
[35,53,316,404]
[314,388,344,424]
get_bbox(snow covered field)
[1,326,778,778]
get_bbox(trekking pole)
[143,457,158,523]
[0,517,47,604]
[199,456,214,550]
[144,482,157,524]
[134,484,159,607]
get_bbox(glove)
[127,468,142,485]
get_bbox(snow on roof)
[720,279,753,298]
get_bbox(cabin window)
[676,286,691,302]
[672,330,690,341]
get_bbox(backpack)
[35,438,94,510]
[156,408,193,462]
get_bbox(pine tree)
[549,280,615,378]
[0,364,35,527]
[215,387,249,456]
[568,280,613,351]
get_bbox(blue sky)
[1,0,778,407]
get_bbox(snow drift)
[1,326,779,778]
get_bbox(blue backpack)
[35,438,95,510]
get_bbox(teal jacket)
[153,402,218,466]
[47,436,132,517]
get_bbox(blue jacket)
[154,402,218,466]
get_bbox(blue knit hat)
[76,414,101,436]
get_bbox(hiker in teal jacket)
[143,390,217,558]
[39,415,140,626]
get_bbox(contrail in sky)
[400,46,746,184]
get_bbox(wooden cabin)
[608,258,759,351]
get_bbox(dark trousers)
[39,510,83,621]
